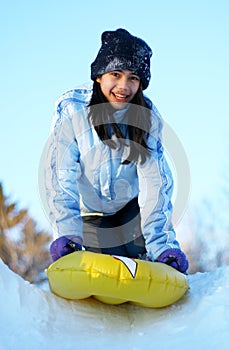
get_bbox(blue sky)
[1,0,228,231]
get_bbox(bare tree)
[0,183,52,283]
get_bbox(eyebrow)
[111,70,139,76]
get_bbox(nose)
[117,76,129,90]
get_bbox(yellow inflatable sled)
[47,251,189,308]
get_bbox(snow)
[0,259,229,350]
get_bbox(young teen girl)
[44,29,188,273]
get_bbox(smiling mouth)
[112,93,129,101]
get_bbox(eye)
[130,75,140,81]
[110,71,120,78]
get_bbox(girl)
[44,28,188,273]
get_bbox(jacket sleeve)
[43,102,83,240]
[137,106,180,261]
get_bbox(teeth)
[115,94,127,98]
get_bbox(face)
[96,70,140,109]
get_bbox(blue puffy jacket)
[42,82,180,260]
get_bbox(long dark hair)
[88,81,152,165]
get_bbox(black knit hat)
[91,28,152,90]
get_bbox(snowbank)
[0,259,229,350]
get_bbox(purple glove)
[50,235,83,262]
[156,248,189,274]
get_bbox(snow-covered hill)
[0,259,229,350]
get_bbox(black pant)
[82,198,146,258]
